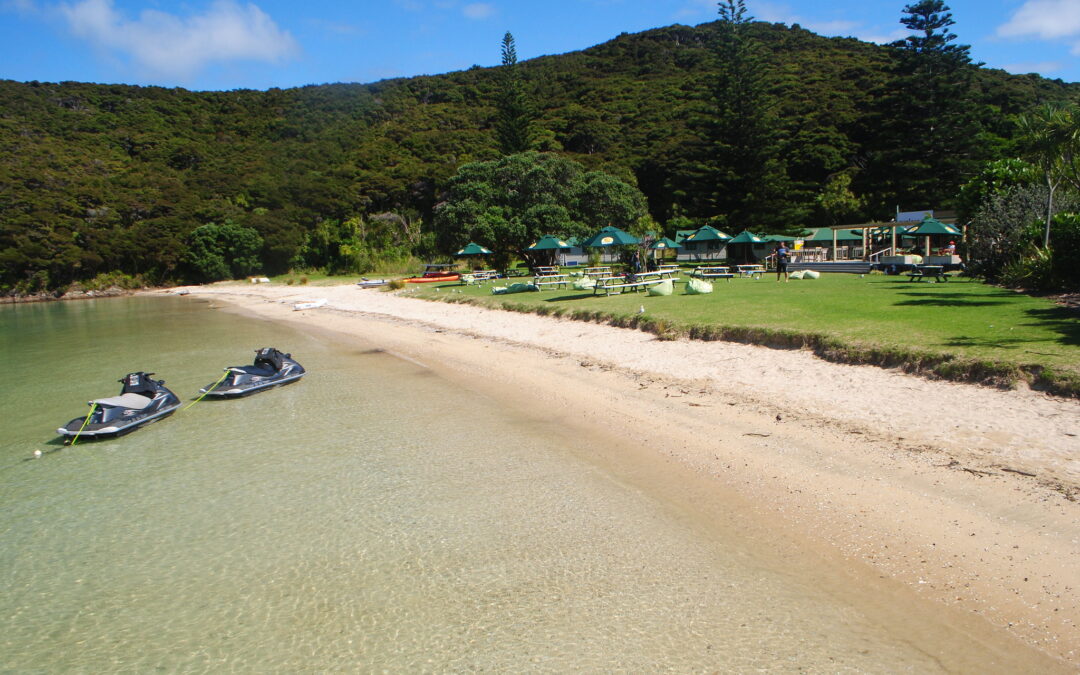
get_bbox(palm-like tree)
[1015,104,1078,247]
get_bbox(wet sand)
[154,282,1080,667]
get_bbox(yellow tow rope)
[70,402,97,446]
[184,369,230,411]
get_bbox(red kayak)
[405,273,460,283]
[405,264,460,283]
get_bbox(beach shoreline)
[153,282,1080,666]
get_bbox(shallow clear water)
[0,296,1039,671]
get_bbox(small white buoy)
[33,450,42,459]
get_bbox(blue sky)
[1,0,1077,91]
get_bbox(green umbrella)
[581,225,640,247]
[454,242,493,256]
[904,217,961,256]
[682,225,730,243]
[903,217,961,237]
[727,230,767,244]
[649,237,682,250]
[527,235,573,251]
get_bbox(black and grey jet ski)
[198,347,305,399]
[57,372,181,442]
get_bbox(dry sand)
[155,282,1080,666]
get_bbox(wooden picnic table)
[736,264,765,277]
[533,273,571,290]
[690,266,734,280]
[459,269,499,284]
[592,275,666,296]
[581,266,613,277]
[533,266,559,276]
[634,270,679,281]
[906,265,948,282]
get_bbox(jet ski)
[198,347,305,399]
[57,372,181,442]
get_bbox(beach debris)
[744,433,771,437]
[293,298,327,311]
[638,305,645,314]
[1000,467,1037,478]
[938,459,998,477]
[775,414,782,422]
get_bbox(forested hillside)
[1,19,1076,292]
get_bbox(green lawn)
[406,272,1080,392]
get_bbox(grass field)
[404,272,1080,395]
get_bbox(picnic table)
[690,266,734,280]
[906,265,948,282]
[634,270,679,281]
[592,275,666,296]
[655,264,680,273]
[459,270,499,284]
[533,273,571,290]
[736,265,765,278]
[533,266,559,276]
[581,266,613,277]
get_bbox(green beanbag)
[686,278,713,294]
[492,283,538,295]
[647,279,673,296]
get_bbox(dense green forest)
[1,18,1077,293]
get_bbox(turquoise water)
[0,297,1048,671]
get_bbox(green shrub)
[1050,213,1080,290]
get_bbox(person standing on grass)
[775,241,790,282]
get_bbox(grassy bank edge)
[425,293,1080,399]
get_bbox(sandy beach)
[155,282,1080,666]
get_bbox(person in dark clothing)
[775,242,790,282]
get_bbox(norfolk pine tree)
[870,1,985,211]
[700,0,792,230]
[495,32,535,154]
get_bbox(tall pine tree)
[495,32,535,155]
[866,1,985,212]
[695,0,793,231]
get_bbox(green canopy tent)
[453,242,493,271]
[581,226,640,264]
[454,242,493,256]
[649,236,682,264]
[526,235,573,267]
[680,225,730,261]
[726,230,767,263]
[903,217,961,256]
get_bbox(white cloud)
[997,0,1080,40]
[672,0,712,22]
[1002,60,1063,74]
[462,2,494,20]
[58,0,298,80]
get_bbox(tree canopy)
[0,15,1077,293]
[434,152,647,269]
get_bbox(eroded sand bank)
[154,283,1080,666]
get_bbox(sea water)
[0,296,1051,671]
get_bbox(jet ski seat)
[93,393,153,409]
